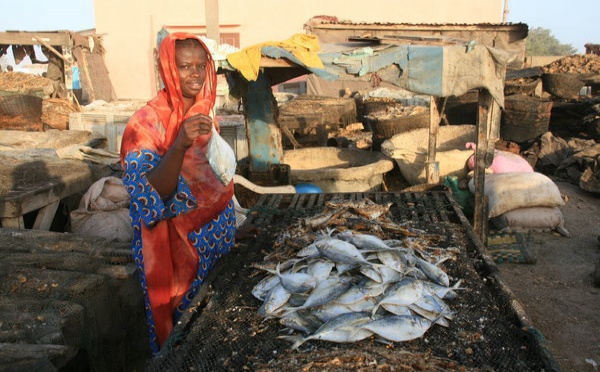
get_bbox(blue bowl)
[294,183,323,194]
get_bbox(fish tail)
[277,334,306,350]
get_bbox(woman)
[120,32,237,354]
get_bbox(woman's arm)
[147,113,213,197]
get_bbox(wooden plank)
[0,31,71,46]
[473,89,497,243]
[0,169,96,218]
[426,96,441,184]
[32,201,59,230]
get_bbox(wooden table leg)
[32,201,60,230]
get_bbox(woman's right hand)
[174,113,213,151]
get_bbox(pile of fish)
[252,226,462,350]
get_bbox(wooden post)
[243,72,284,175]
[473,89,500,244]
[426,96,441,184]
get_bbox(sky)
[0,0,597,53]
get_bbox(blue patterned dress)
[123,149,236,355]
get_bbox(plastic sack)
[466,142,533,174]
[207,125,237,186]
[69,176,132,242]
[468,172,565,218]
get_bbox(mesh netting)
[145,191,558,372]
[0,228,148,371]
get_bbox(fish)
[306,259,336,280]
[372,278,425,315]
[279,312,373,350]
[266,262,316,294]
[380,303,413,316]
[336,231,396,252]
[376,251,409,274]
[415,256,450,287]
[252,274,280,301]
[260,283,292,316]
[294,275,353,310]
[361,315,434,342]
[279,309,323,334]
[315,237,372,266]
[360,263,404,284]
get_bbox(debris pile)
[542,54,600,74]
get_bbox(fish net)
[145,191,558,372]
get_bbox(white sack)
[70,176,132,242]
[491,206,570,237]
[468,172,564,218]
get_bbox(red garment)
[120,32,234,346]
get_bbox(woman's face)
[175,43,208,100]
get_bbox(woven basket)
[0,94,42,117]
[541,73,585,99]
[369,112,430,139]
[504,77,540,96]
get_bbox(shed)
[0,30,117,104]
[221,34,510,243]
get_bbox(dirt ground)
[496,180,600,372]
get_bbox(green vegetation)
[526,27,577,56]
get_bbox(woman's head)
[157,33,216,113]
[175,39,209,102]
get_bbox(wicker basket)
[541,73,585,99]
[0,94,42,117]
[504,77,540,96]
[368,112,430,139]
[501,95,553,142]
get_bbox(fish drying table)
[0,156,110,230]
[146,191,559,372]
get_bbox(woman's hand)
[174,113,213,150]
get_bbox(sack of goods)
[468,172,569,236]
[70,176,133,242]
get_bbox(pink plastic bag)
[466,142,533,173]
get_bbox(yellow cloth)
[226,34,324,81]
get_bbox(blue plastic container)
[294,183,323,194]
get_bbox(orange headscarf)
[120,32,234,347]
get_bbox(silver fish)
[252,274,280,301]
[296,275,353,309]
[336,231,395,252]
[361,315,434,342]
[267,262,316,294]
[279,309,323,334]
[312,302,357,323]
[279,311,373,349]
[315,237,372,266]
[380,303,413,316]
[415,256,449,287]
[306,259,335,280]
[360,263,404,284]
[372,279,425,315]
[260,283,292,316]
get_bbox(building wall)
[94,0,504,100]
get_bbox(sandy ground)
[496,180,600,372]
